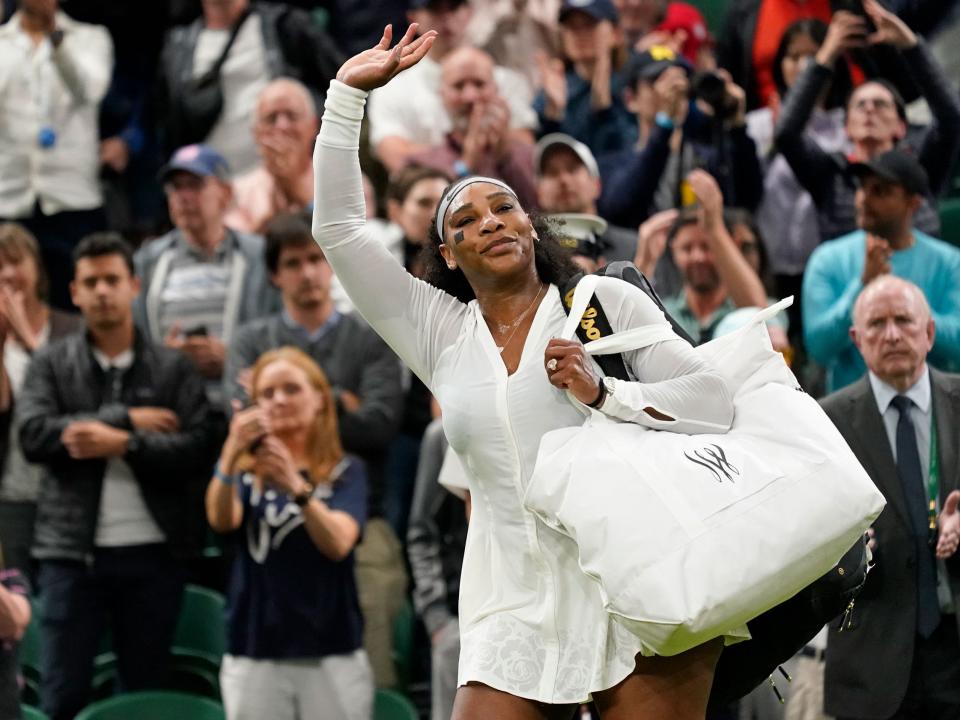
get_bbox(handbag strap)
[560,274,675,356]
[207,8,253,77]
[562,275,795,357]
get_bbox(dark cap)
[626,44,692,86]
[850,150,930,197]
[559,0,618,24]
[408,0,468,10]
[160,144,231,183]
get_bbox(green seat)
[19,598,42,682]
[74,691,224,720]
[940,198,960,247]
[20,705,49,720]
[374,689,418,720]
[391,599,415,692]
[91,651,220,701]
[171,585,226,670]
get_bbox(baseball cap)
[849,150,930,197]
[559,0,618,24]
[625,44,692,86]
[656,3,713,63]
[547,213,610,260]
[535,133,600,179]
[160,144,231,183]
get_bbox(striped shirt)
[157,240,233,341]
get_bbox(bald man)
[408,47,538,210]
[225,78,319,234]
[820,276,960,720]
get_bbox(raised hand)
[687,169,725,230]
[335,24,437,92]
[861,234,892,285]
[536,51,568,121]
[864,0,917,50]
[815,11,868,67]
[936,490,960,559]
[635,208,679,278]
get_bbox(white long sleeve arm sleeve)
[312,80,467,386]
[591,278,734,435]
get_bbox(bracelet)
[214,462,235,486]
[654,111,676,131]
[586,380,606,409]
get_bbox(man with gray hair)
[820,275,960,720]
[225,77,318,234]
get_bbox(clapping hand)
[936,491,960,560]
[0,286,38,352]
[335,24,437,92]
[635,209,678,278]
[254,436,304,496]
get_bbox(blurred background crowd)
[0,0,959,718]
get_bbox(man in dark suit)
[820,275,960,720]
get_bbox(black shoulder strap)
[558,262,696,382]
[558,272,630,381]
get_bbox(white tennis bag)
[523,276,886,657]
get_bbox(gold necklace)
[486,283,546,354]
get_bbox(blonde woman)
[206,347,372,720]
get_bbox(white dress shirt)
[0,11,112,217]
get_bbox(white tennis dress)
[313,80,735,704]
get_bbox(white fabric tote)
[523,275,886,657]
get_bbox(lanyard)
[928,415,939,536]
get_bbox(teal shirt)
[802,229,960,393]
[661,293,737,346]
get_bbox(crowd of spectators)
[1,0,959,718]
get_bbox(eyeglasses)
[851,97,895,112]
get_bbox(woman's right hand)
[222,401,271,471]
[335,24,437,92]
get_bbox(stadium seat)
[374,689,419,720]
[940,198,960,247]
[73,691,225,720]
[391,598,415,692]
[171,585,227,671]
[20,705,49,720]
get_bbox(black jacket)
[18,329,219,561]
[157,1,343,154]
[773,41,960,243]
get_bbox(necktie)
[891,395,941,638]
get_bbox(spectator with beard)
[803,150,960,393]
[535,133,637,263]
[655,170,767,344]
[409,47,537,209]
[225,78,318,234]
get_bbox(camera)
[690,72,737,121]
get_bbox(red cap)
[656,2,712,63]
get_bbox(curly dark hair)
[418,214,581,303]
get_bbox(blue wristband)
[214,462,235,486]
[654,112,675,131]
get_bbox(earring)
[447,263,457,270]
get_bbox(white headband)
[434,176,518,243]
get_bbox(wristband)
[654,112,675,131]
[586,380,606,409]
[214,462,235,486]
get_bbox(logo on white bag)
[684,444,740,483]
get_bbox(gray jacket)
[132,228,280,348]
